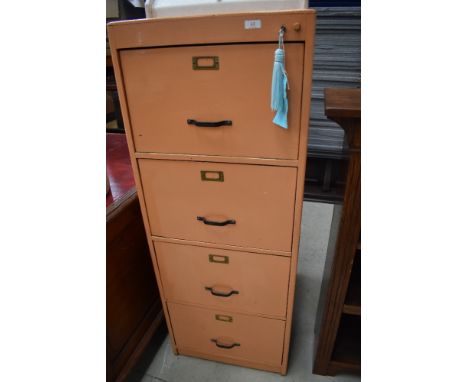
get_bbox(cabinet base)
[177,347,283,374]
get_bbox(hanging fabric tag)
[271,26,289,129]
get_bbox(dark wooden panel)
[332,314,361,365]
[313,88,360,376]
[304,148,348,203]
[343,249,361,314]
[107,194,158,353]
[106,133,165,382]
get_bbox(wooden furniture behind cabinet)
[313,88,361,376]
[107,10,316,375]
[106,133,165,382]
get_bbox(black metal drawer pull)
[211,339,240,349]
[197,216,236,226]
[205,286,239,298]
[187,119,232,128]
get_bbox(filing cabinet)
[108,10,316,374]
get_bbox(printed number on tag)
[244,20,262,29]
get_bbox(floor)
[127,202,360,382]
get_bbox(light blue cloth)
[271,48,289,129]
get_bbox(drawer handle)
[211,339,240,349]
[187,119,232,128]
[197,216,236,226]
[205,286,239,298]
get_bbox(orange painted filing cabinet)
[108,10,316,375]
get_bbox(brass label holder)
[209,254,229,264]
[215,314,233,323]
[201,171,224,182]
[192,56,219,70]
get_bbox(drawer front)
[168,303,285,367]
[155,241,290,317]
[139,159,296,252]
[120,43,304,159]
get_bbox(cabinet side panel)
[280,11,316,375]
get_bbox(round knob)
[293,22,301,32]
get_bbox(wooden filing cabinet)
[107,10,316,375]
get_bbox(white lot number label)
[244,19,262,29]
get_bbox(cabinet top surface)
[108,9,315,28]
[107,9,316,49]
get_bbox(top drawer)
[120,43,304,159]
